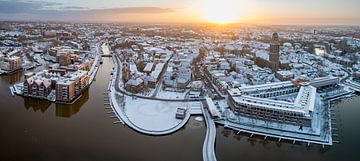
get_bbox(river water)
[1,57,359,161]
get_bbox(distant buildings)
[324,53,355,67]
[57,51,71,66]
[191,81,203,91]
[148,63,166,88]
[354,71,360,80]
[122,62,130,83]
[163,66,192,90]
[43,31,57,37]
[275,70,294,81]
[143,62,154,74]
[0,56,22,72]
[125,78,144,93]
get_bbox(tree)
[52,38,61,46]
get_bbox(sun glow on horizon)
[200,0,242,24]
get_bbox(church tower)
[269,33,280,71]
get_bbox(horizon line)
[1,19,360,27]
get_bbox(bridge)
[190,105,203,115]
[202,106,217,161]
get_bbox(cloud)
[87,7,174,14]
[0,0,44,13]
[0,0,175,22]
[59,6,89,10]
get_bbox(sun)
[200,0,242,24]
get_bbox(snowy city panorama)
[1,1,360,161]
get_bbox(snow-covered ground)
[155,88,189,99]
[122,96,201,132]
[34,54,46,65]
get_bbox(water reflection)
[22,86,90,118]
[55,88,89,118]
[24,97,52,113]
[0,70,23,84]
[221,127,232,138]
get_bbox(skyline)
[2,2,360,160]
[0,0,360,25]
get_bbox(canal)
[0,57,359,161]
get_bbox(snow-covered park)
[124,96,185,131]
[112,94,203,134]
